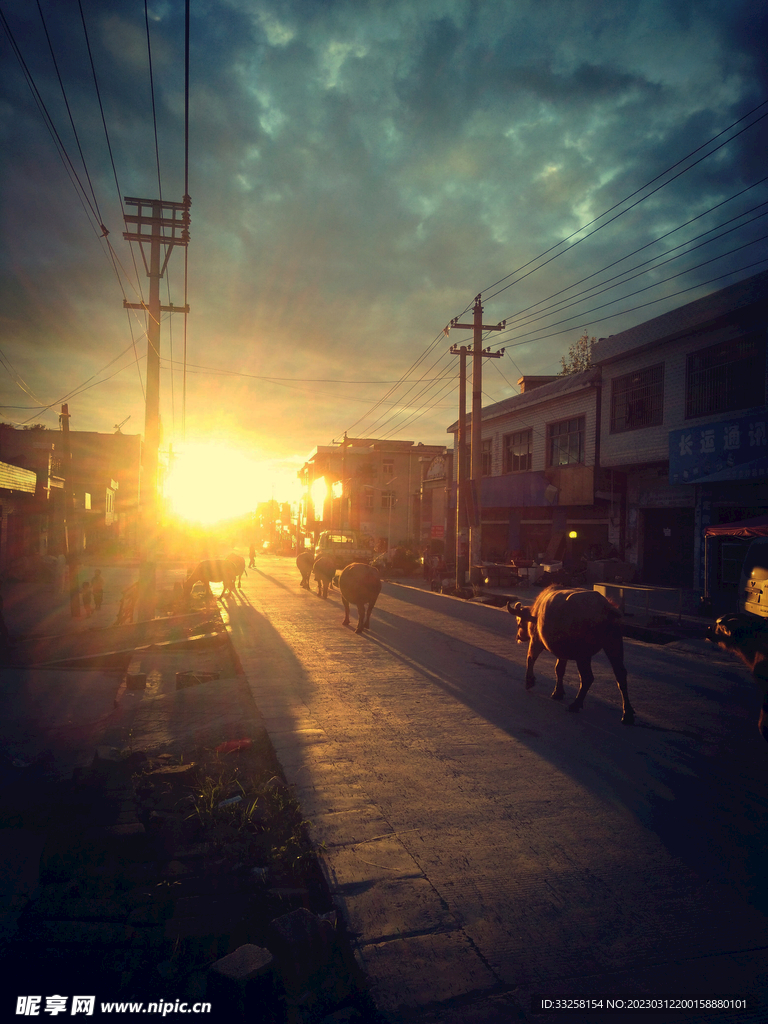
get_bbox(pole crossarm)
[124,301,190,314]
[123,196,191,278]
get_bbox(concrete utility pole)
[59,404,80,618]
[123,195,190,620]
[449,345,469,590]
[448,296,505,584]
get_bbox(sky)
[1,0,767,506]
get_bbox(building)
[0,425,63,570]
[592,268,768,601]
[0,424,143,568]
[66,431,142,555]
[446,370,612,565]
[298,438,445,553]
[0,452,40,571]
[419,449,454,557]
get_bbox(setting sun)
[163,443,301,525]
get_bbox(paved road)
[223,556,767,1023]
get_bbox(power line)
[480,99,768,303]
[144,0,163,202]
[496,203,768,340]
[496,177,768,333]
[491,257,768,352]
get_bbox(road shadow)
[375,587,768,917]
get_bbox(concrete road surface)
[224,555,767,1024]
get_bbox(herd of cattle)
[180,552,768,743]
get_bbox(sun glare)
[164,443,300,525]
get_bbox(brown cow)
[706,614,768,744]
[312,555,337,599]
[508,586,634,724]
[184,559,236,602]
[225,553,246,587]
[340,562,381,634]
[296,550,314,590]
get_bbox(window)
[611,364,664,432]
[504,429,532,473]
[686,333,766,419]
[382,459,395,480]
[381,490,396,509]
[481,438,492,476]
[362,488,374,509]
[548,417,584,466]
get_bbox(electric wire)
[492,235,768,352]
[495,178,768,333]
[492,256,768,353]
[77,0,146,309]
[144,0,163,202]
[35,0,105,232]
[495,203,768,340]
[480,98,768,302]
[0,6,104,233]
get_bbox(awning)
[0,460,36,494]
[704,515,768,538]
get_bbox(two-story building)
[298,438,445,553]
[446,369,614,565]
[592,268,768,597]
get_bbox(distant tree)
[558,331,596,375]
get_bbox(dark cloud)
[0,0,765,459]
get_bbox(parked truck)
[315,530,372,571]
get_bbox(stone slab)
[320,837,424,891]
[342,876,459,944]
[355,930,499,1015]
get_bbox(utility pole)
[449,345,469,590]
[123,195,190,620]
[59,404,80,618]
[448,295,505,584]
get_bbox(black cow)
[312,555,337,599]
[339,563,381,634]
[296,551,314,590]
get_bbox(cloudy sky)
[1,0,767,493]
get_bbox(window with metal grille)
[504,429,532,472]
[381,490,396,509]
[548,417,584,466]
[481,438,492,476]
[686,333,766,419]
[610,364,664,432]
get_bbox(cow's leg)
[551,658,567,701]
[355,602,366,634]
[342,597,351,626]
[525,636,545,689]
[364,592,379,629]
[603,635,634,724]
[569,657,594,713]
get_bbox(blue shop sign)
[669,414,768,484]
